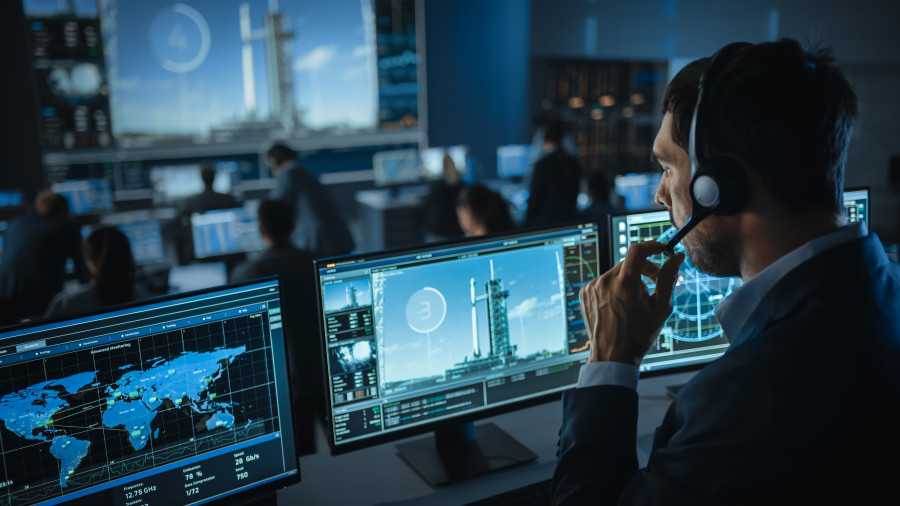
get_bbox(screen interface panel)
[190,208,266,259]
[610,190,870,374]
[0,280,298,505]
[843,188,869,227]
[316,223,600,447]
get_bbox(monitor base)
[396,421,537,487]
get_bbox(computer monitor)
[843,187,869,227]
[149,164,232,203]
[190,207,266,259]
[314,222,600,485]
[372,149,421,186]
[116,219,166,266]
[421,146,469,180]
[167,262,229,294]
[0,190,23,208]
[50,179,114,215]
[614,172,663,211]
[496,145,530,179]
[609,188,873,375]
[0,278,299,505]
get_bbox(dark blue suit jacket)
[553,233,900,505]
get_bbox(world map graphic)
[0,347,245,490]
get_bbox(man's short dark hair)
[662,38,857,213]
[257,199,295,241]
[267,143,298,167]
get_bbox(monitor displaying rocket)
[314,223,600,484]
[23,0,420,152]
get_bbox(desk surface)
[277,371,696,505]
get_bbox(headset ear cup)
[708,157,748,215]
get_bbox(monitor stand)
[395,421,537,487]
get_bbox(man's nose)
[655,178,671,209]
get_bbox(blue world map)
[0,346,246,489]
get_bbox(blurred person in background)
[581,171,621,269]
[267,142,355,257]
[456,184,515,237]
[424,153,466,240]
[45,226,144,317]
[0,190,89,323]
[525,120,583,228]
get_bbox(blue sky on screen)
[102,0,376,135]
[377,245,568,385]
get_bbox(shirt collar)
[715,221,867,343]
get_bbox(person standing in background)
[525,120,583,228]
[267,143,355,257]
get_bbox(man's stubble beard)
[669,211,740,278]
[682,219,740,278]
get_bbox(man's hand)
[580,241,685,366]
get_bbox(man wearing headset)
[552,39,900,504]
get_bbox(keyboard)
[465,479,553,505]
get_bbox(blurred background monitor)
[373,149,421,187]
[843,187,869,227]
[50,179,114,215]
[421,145,469,180]
[190,205,265,259]
[167,262,228,294]
[117,219,166,266]
[149,163,233,203]
[314,222,600,485]
[614,172,663,211]
[496,144,530,179]
[0,190,23,208]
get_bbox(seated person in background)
[230,199,322,455]
[553,39,900,504]
[423,153,465,240]
[456,184,515,237]
[524,119,583,228]
[180,163,238,213]
[168,164,239,264]
[45,226,144,317]
[581,171,621,269]
[0,190,89,323]
[267,143,355,257]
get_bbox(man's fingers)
[640,260,661,282]
[622,241,667,278]
[652,252,685,310]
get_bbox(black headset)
[664,42,752,256]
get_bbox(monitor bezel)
[0,276,302,504]
[607,209,732,379]
[313,221,598,455]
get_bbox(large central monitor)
[0,278,299,505]
[609,187,871,375]
[314,222,600,485]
